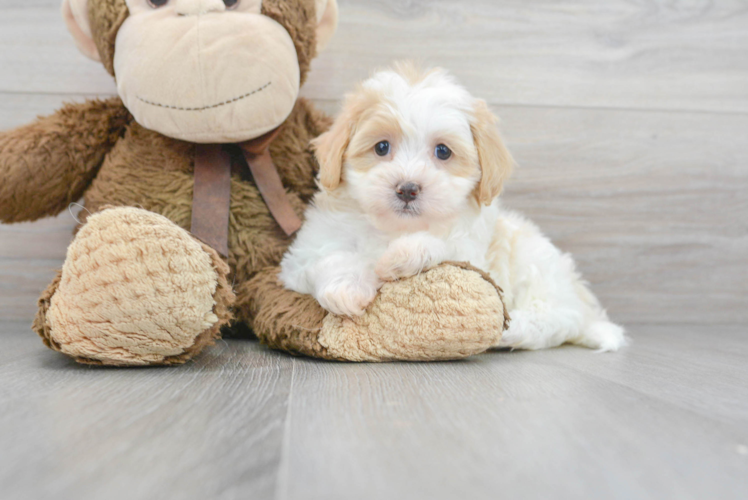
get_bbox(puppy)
[280,63,626,351]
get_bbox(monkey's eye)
[375,141,391,157]
[147,0,169,7]
[435,144,452,160]
[223,0,240,8]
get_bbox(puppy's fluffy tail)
[570,277,628,352]
[575,320,628,352]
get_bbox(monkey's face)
[63,0,338,143]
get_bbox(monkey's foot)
[320,262,507,361]
[33,207,234,366]
[247,262,507,362]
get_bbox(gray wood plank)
[0,4,116,95]
[0,211,78,321]
[544,325,748,424]
[306,0,748,113]
[2,1,748,113]
[0,92,102,129]
[280,324,748,500]
[0,321,292,500]
[3,322,746,500]
[496,105,748,326]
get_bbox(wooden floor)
[1,322,746,500]
[1,1,747,499]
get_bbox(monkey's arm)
[0,97,131,223]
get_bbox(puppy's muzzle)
[396,182,421,203]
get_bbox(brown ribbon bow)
[191,128,303,257]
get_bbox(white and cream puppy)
[280,64,626,351]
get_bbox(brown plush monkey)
[0,0,506,365]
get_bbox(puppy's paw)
[317,279,379,317]
[375,236,444,282]
[375,248,417,282]
[497,310,531,349]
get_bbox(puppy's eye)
[147,0,169,7]
[223,0,240,8]
[435,144,452,160]
[375,141,390,157]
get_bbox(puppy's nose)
[396,182,421,203]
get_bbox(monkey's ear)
[62,0,101,62]
[315,0,339,52]
[471,100,515,206]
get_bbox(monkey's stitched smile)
[136,81,273,112]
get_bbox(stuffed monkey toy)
[0,0,506,366]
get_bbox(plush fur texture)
[262,0,319,86]
[318,262,507,361]
[2,2,511,364]
[34,207,234,365]
[244,262,506,361]
[281,66,626,351]
[18,97,328,363]
[1,0,336,364]
[240,266,334,358]
[0,97,130,223]
[88,0,128,75]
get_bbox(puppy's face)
[314,64,514,233]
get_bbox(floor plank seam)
[541,358,747,428]
[274,359,296,500]
[302,97,748,117]
[4,91,748,118]
[0,90,117,98]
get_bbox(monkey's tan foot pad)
[250,262,507,362]
[33,207,234,366]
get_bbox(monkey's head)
[62,0,338,143]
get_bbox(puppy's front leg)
[312,252,381,317]
[376,233,449,281]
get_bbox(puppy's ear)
[471,100,515,206]
[312,96,364,191]
[312,123,349,192]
